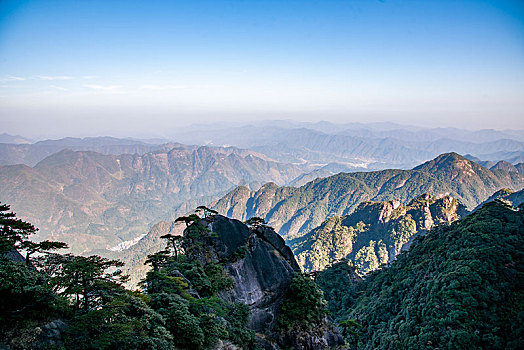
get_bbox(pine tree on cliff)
[0,202,38,252]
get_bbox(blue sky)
[1,0,523,137]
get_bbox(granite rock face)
[293,193,469,273]
[187,215,343,349]
[32,320,68,350]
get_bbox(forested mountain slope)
[292,193,468,273]
[0,146,303,254]
[213,153,524,239]
[328,200,524,349]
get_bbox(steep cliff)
[182,215,343,349]
[292,193,468,273]
[213,153,524,240]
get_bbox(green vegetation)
[278,273,327,332]
[214,153,524,239]
[1,201,170,349]
[63,292,173,350]
[245,216,273,230]
[293,194,466,274]
[196,205,218,219]
[142,214,255,349]
[0,202,38,251]
[0,254,69,333]
[11,189,523,349]
[318,200,524,349]
[57,254,128,312]
[292,215,357,270]
[338,319,361,348]
[1,202,70,337]
[315,259,360,321]
[353,239,388,275]
[0,204,254,349]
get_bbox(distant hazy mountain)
[0,136,182,166]
[0,133,33,145]
[338,126,524,143]
[4,123,524,170]
[168,122,524,170]
[463,154,496,168]
[490,160,518,173]
[212,153,524,239]
[0,146,304,254]
[291,193,468,273]
[477,150,524,164]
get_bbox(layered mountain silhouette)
[4,123,523,171]
[0,136,174,166]
[0,146,303,253]
[168,122,524,169]
[213,153,524,239]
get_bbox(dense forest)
[0,203,333,349]
[0,203,254,349]
[2,198,523,349]
[317,200,524,349]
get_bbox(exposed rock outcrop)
[2,248,25,263]
[293,193,469,273]
[32,320,68,349]
[184,215,343,349]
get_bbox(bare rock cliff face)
[189,215,343,349]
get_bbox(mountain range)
[213,153,524,239]
[1,125,524,290]
[0,137,173,166]
[0,145,303,254]
[3,122,524,172]
[116,151,524,284]
[168,122,524,170]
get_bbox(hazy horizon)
[3,118,524,142]
[1,0,524,137]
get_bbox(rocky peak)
[413,152,481,179]
[183,215,342,349]
[293,193,469,274]
[378,199,401,223]
[344,199,402,227]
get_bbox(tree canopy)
[318,201,524,349]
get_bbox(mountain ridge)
[0,146,305,254]
[212,153,524,239]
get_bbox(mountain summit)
[213,153,524,239]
